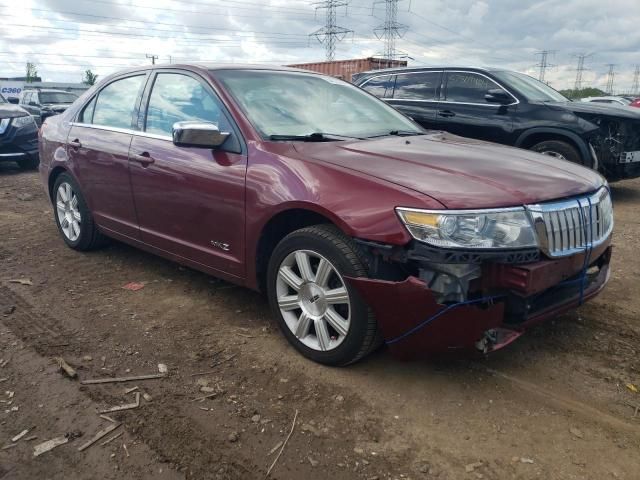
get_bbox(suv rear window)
[393,72,441,100]
[361,75,395,98]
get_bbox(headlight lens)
[11,115,35,128]
[397,207,538,249]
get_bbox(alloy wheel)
[276,249,351,352]
[55,182,82,242]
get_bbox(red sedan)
[39,64,613,365]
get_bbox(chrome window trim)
[69,121,172,141]
[360,69,520,107]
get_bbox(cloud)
[0,0,638,92]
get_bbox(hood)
[292,132,604,209]
[543,100,640,120]
[0,103,31,119]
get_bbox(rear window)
[360,75,395,98]
[91,75,145,129]
[393,71,441,100]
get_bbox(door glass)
[445,72,504,104]
[22,92,31,104]
[361,75,395,98]
[79,96,97,123]
[394,72,440,100]
[145,73,229,136]
[92,75,145,129]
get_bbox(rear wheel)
[17,155,39,170]
[530,140,582,165]
[53,173,108,251]
[266,225,380,366]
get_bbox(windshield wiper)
[268,132,362,142]
[366,130,425,139]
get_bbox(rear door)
[128,70,247,279]
[437,71,517,145]
[67,73,148,239]
[386,70,443,130]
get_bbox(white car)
[581,96,632,107]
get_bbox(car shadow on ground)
[0,162,24,176]
[610,182,640,203]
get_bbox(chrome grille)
[527,187,613,258]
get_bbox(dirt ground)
[0,163,638,480]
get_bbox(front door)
[128,71,247,279]
[66,73,148,239]
[437,71,517,145]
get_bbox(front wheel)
[530,140,582,165]
[266,225,380,366]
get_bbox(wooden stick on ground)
[56,357,77,378]
[81,374,165,385]
[190,354,238,377]
[99,393,140,414]
[265,409,298,478]
[78,423,121,452]
[100,431,123,447]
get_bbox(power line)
[310,1,353,60]
[536,50,555,83]
[572,53,592,90]
[630,65,639,95]
[605,64,616,94]
[373,0,408,66]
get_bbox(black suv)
[353,67,640,181]
[20,89,78,126]
[0,93,39,169]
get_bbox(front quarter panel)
[244,141,444,288]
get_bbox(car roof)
[582,96,627,101]
[23,88,77,93]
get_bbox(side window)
[92,75,145,129]
[21,92,30,104]
[393,72,441,100]
[79,96,97,123]
[145,73,230,137]
[361,75,395,98]
[33,93,39,105]
[444,72,506,104]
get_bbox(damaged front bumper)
[346,241,611,359]
[587,116,640,181]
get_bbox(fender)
[514,127,592,167]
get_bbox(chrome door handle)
[131,152,155,165]
[69,139,82,148]
[438,110,456,118]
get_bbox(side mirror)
[485,89,513,105]
[7,97,18,104]
[172,121,230,148]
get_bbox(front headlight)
[11,115,35,128]
[396,207,538,249]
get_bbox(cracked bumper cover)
[345,243,611,359]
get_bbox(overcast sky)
[1,0,638,92]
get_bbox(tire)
[266,225,380,366]
[530,140,583,165]
[17,155,39,170]
[52,173,108,251]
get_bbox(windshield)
[40,92,77,104]
[493,71,569,103]
[215,70,422,139]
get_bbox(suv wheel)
[530,140,582,165]
[53,173,108,250]
[17,155,39,170]
[266,225,380,366]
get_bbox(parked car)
[630,98,640,108]
[20,89,78,126]
[580,96,635,108]
[353,67,640,181]
[0,92,39,169]
[39,65,612,365]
